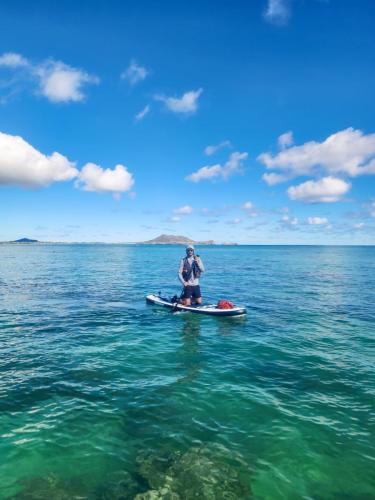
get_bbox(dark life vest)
[182,257,201,281]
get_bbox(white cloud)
[173,205,193,214]
[354,222,365,229]
[0,131,135,199]
[186,163,222,182]
[288,177,351,203]
[204,140,231,156]
[307,217,329,225]
[121,60,148,85]
[0,52,29,68]
[186,151,247,183]
[262,172,291,185]
[0,131,78,188]
[258,128,375,180]
[0,53,99,103]
[135,104,150,121]
[76,163,134,198]
[371,202,375,217]
[278,131,294,149]
[281,214,299,226]
[36,61,99,103]
[263,0,291,26]
[155,88,203,114]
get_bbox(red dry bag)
[217,299,235,309]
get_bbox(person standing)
[178,244,205,306]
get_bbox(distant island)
[140,234,215,245]
[12,238,39,243]
[0,235,241,245]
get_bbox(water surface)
[0,244,374,498]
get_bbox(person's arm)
[178,259,187,286]
[195,256,204,273]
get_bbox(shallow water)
[0,244,374,499]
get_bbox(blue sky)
[1,0,375,244]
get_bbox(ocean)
[0,244,374,499]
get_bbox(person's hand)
[183,281,189,287]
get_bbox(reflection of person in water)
[182,314,201,337]
[176,315,203,384]
[176,315,246,386]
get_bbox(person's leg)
[193,286,202,305]
[182,286,192,306]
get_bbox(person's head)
[186,244,195,255]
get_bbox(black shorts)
[182,285,201,300]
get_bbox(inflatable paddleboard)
[146,294,246,316]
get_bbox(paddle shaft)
[171,287,185,312]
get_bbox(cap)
[186,244,195,250]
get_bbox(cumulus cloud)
[307,217,329,225]
[186,151,248,183]
[258,128,375,180]
[278,131,294,149]
[155,88,203,114]
[263,0,291,26]
[0,131,136,198]
[121,60,148,85]
[0,52,29,68]
[0,52,99,103]
[0,131,78,188]
[288,177,351,203]
[135,104,150,121]
[76,163,134,198]
[353,222,365,229]
[173,205,193,214]
[36,61,99,103]
[204,140,231,156]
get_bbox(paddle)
[171,287,185,312]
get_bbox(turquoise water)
[0,244,374,499]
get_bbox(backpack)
[182,257,201,281]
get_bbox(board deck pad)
[146,294,246,316]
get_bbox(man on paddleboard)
[178,245,205,306]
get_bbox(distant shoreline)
[1,242,374,247]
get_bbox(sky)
[1,0,375,244]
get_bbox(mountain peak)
[140,234,214,245]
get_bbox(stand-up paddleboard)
[146,294,246,317]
